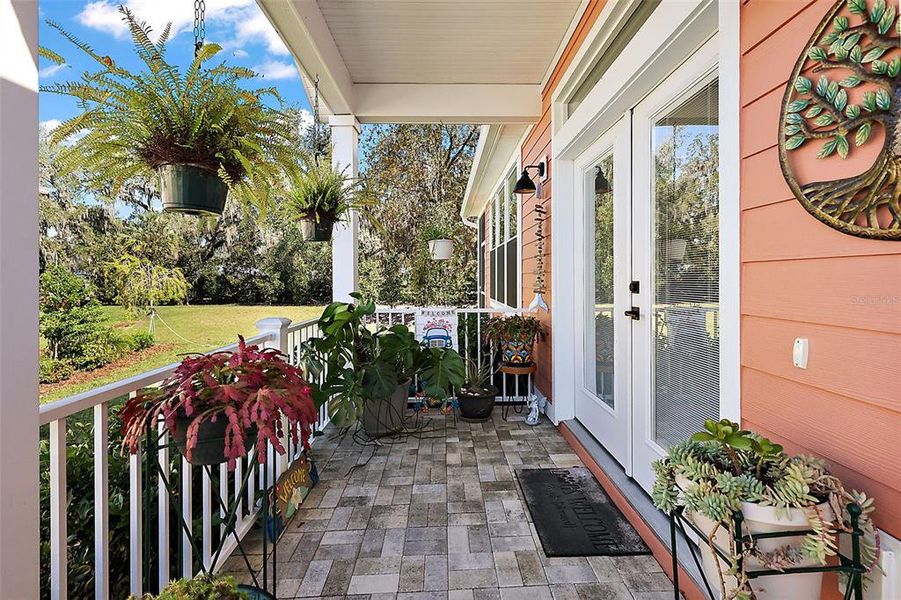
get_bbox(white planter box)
[677,476,833,599]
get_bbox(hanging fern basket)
[159,164,228,216]
[299,217,335,242]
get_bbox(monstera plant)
[779,0,900,239]
[41,7,299,215]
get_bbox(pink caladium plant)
[121,336,317,470]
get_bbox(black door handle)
[624,307,640,320]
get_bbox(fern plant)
[40,7,300,209]
[286,156,369,223]
[653,424,880,599]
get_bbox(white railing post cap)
[255,317,292,332]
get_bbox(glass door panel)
[585,154,615,407]
[651,80,720,448]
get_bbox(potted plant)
[653,419,879,600]
[457,358,498,422]
[301,294,465,437]
[130,574,254,599]
[42,8,299,216]
[482,314,546,367]
[286,157,369,241]
[120,337,318,469]
[422,224,454,260]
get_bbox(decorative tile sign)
[266,453,318,541]
[779,0,900,240]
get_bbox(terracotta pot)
[428,238,453,260]
[171,413,257,466]
[159,164,228,215]
[458,385,498,422]
[300,217,334,241]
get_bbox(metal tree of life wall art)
[779,0,900,240]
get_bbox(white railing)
[39,318,322,600]
[366,306,535,404]
[39,306,531,599]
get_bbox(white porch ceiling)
[317,0,581,85]
[257,0,584,123]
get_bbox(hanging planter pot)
[428,238,454,260]
[159,164,228,216]
[300,217,335,242]
[171,412,258,466]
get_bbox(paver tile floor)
[225,412,677,599]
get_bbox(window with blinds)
[488,168,520,308]
[651,80,720,448]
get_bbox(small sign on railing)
[415,307,457,349]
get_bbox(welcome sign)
[266,453,318,541]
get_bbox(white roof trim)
[460,124,529,219]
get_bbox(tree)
[780,0,900,238]
[105,253,189,320]
[359,124,479,306]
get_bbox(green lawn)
[40,304,324,404]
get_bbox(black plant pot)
[158,164,228,215]
[458,385,498,422]
[300,217,335,242]
[171,413,258,466]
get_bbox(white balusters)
[93,404,109,600]
[49,418,67,600]
[157,421,170,590]
[180,457,193,578]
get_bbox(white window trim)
[548,0,739,425]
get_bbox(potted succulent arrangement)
[482,314,546,367]
[422,224,454,260]
[41,8,299,216]
[457,358,498,422]
[130,574,253,600]
[653,419,879,600]
[286,157,371,242]
[120,337,318,469]
[301,294,465,437]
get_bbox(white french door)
[575,39,722,493]
[574,117,633,470]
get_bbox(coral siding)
[740,0,901,553]
[516,0,609,399]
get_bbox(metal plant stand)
[668,503,867,600]
[140,415,280,598]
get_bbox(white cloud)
[296,109,314,134]
[77,0,257,41]
[253,59,298,81]
[40,119,62,132]
[39,63,69,78]
[231,49,249,59]
[232,11,289,56]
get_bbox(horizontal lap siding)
[520,0,608,400]
[740,0,901,551]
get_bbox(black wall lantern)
[513,162,546,195]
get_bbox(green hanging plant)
[40,6,300,210]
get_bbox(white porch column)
[0,0,40,595]
[329,115,361,303]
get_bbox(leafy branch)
[783,0,898,160]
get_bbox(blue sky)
[38,0,312,131]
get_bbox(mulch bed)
[40,343,176,397]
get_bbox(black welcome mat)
[517,467,650,557]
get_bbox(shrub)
[39,357,74,384]
[127,332,155,352]
[39,265,109,360]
